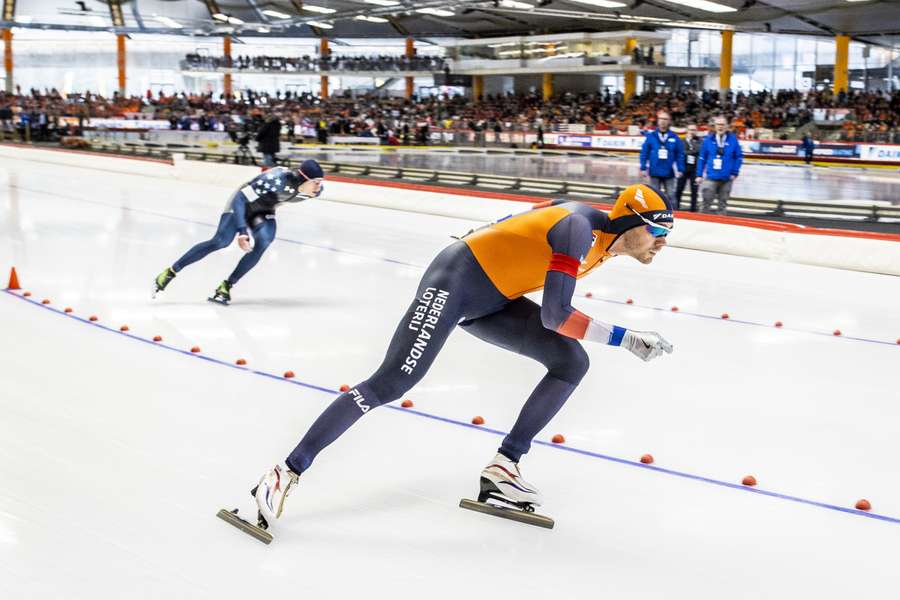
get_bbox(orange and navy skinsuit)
[463,200,623,345]
[287,185,673,474]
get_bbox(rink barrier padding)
[3,144,899,277]
[4,285,899,526]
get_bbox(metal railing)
[81,139,900,225]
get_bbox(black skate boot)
[152,267,176,298]
[208,280,232,305]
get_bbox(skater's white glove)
[237,234,254,253]
[621,329,674,362]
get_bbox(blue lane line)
[5,287,898,526]
[15,184,898,346]
[581,295,899,347]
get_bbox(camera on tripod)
[227,121,258,165]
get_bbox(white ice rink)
[2,153,899,599]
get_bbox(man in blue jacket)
[695,115,743,215]
[640,111,684,202]
[800,134,815,165]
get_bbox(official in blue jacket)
[695,115,743,215]
[800,134,815,164]
[640,111,685,202]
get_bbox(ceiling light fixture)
[416,7,455,16]
[154,15,184,28]
[262,9,291,18]
[303,4,337,13]
[500,0,535,8]
[565,0,626,7]
[660,0,737,13]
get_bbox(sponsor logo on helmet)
[634,187,648,209]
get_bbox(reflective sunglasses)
[629,206,673,238]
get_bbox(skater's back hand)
[621,329,674,362]
[238,235,253,253]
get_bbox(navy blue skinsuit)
[171,167,309,285]
[286,202,620,474]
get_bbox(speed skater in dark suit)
[231,183,675,536]
[152,160,324,304]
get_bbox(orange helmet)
[607,184,674,235]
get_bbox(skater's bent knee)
[211,235,232,250]
[365,377,412,407]
[547,345,589,384]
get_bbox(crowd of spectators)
[183,53,447,73]
[618,88,900,140]
[1,85,898,145]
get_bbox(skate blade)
[459,498,554,530]
[207,296,229,306]
[216,508,272,544]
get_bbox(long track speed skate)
[152,267,176,299]
[218,465,298,544]
[207,280,232,306]
[460,455,554,529]
[217,505,273,545]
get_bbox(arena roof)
[5,0,900,43]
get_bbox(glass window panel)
[752,34,775,68]
[665,29,689,67]
[848,42,866,68]
[775,37,795,67]
[773,66,796,90]
[795,64,816,91]
[865,47,890,68]
[748,65,773,91]
[817,39,835,65]
[732,33,752,72]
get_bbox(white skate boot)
[459,453,554,529]
[480,453,544,507]
[253,464,299,525]
[217,464,299,544]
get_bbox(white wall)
[2,145,897,277]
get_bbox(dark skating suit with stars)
[171,167,311,286]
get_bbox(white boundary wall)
[2,145,898,277]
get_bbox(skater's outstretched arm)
[542,215,673,361]
[541,214,625,346]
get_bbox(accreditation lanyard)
[657,131,670,160]
[713,134,726,170]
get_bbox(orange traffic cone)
[7,267,21,290]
